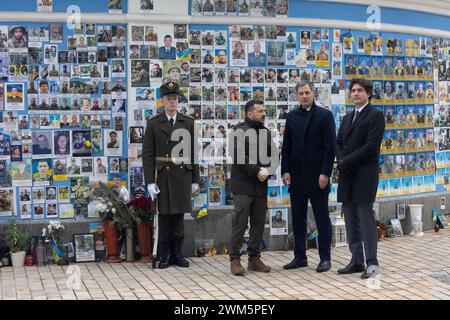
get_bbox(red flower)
[137,198,146,209]
[127,198,139,207]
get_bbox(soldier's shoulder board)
[182,113,195,120]
[147,113,161,122]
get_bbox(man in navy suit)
[281,81,336,272]
[159,35,176,60]
[248,41,267,67]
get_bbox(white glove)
[118,186,130,202]
[147,183,160,201]
[191,183,199,194]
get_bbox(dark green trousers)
[229,194,267,258]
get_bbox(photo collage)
[1,11,449,219]
[127,23,333,208]
[0,22,129,219]
[434,39,450,191]
[340,32,441,197]
[191,0,289,17]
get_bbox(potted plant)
[42,220,68,265]
[127,187,153,263]
[4,215,28,267]
[90,181,133,263]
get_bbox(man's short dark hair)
[295,81,314,93]
[245,99,264,113]
[349,78,373,101]
[164,35,172,40]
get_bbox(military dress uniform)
[142,81,199,268]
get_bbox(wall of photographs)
[436,47,450,191]
[342,35,439,197]
[191,0,289,17]
[1,0,450,220]
[125,22,448,208]
[0,0,127,13]
[0,22,129,220]
[335,33,444,198]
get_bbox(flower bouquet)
[42,220,68,265]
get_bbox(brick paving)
[1,230,450,300]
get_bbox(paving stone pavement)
[1,230,450,300]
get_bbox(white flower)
[112,208,117,214]
[96,203,107,212]
[119,187,130,202]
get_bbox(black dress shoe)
[283,258,308,270]
[158,258,170,269]
[316,260,331,273]
[173,257,189,268]
[337,263,365,274]
[361,265,380,279]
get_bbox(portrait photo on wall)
[71,130,92,157]
[5,83,24,110]
[32,158,52,186]
[32,131,52,156]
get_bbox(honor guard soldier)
[142,81,200,269]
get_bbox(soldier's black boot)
[158,240,171,269]
[173,237,189,267]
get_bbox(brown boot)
[230,258,246,276]
[248,256,271,272]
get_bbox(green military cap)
[160,81,180,97]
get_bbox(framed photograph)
[73,233,96,262]
[63,242,75,259]
[390,219,403,237]
[396,202,406,220]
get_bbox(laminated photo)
[49,24,63,43]
[270,208,288,236]
[37,0,53,12]
[208,187,222,206]
[238,0,250,15]
[230,40,247,66]
[70,177,90,204]
[8,26,28,53]
[267,40,285,66]
[19,203,31,219]
[44,187,58,204]
[71,130,92,157]
[5,83,24,110]
[0,188,14,216]
[267,186,281,206]
[131,60,150,87]
[53,158,68,182]
[11,160,32,187]
[44,44,58,64]
[32,130,52,157]
[32,158,52,186]
[104,129,123,156]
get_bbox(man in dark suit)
[158,35,176,60]
[142,81,200,269]
[281,81,336,272]
[336,78,385,279]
